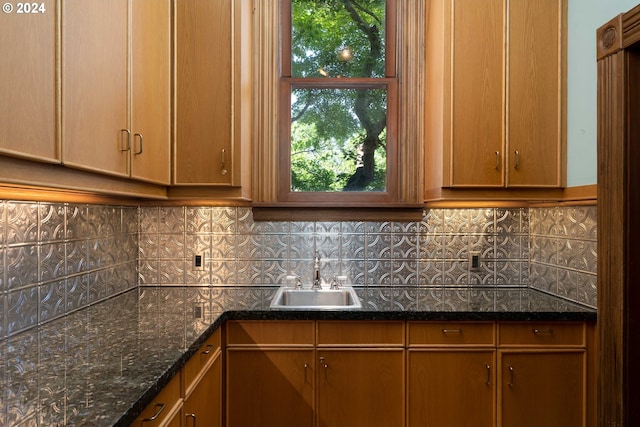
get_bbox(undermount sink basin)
[270,286,362,310]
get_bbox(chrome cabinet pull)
[186,412,196,427]
[134,133,143,155]
[221,149,228,175]
[486,364,491,385]
[142,403,165,423]
[120,129,131,152]
[441,328,462,334]
[514,150,520,169]
[304,363,309,383]
[495,151,500,170]
[508,366,514,388]
[201,344,215,355]
[533,328,553,335]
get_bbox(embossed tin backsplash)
[0,200,597,340]
[138,205,597,308]
[0,202,138,338]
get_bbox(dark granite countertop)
[1,285,596,426]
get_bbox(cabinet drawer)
[408,321,495,346]
[132,371,182,427]
[183,328,221,392]
[226,320,314,346]
[498,322,585,347]
[317,321,404,346]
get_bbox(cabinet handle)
[514,150,520,169]
[201,344,215,356]
[320,357,328,383]
[142,403,165,423]
[495,151,500,170]
[186,413,196,427]
[304,363,309,383]
[486,364,491,385]
[441,328,462,334]
[120,129,131,152]
[508,366,514,388]
[221,149,228,175]
[134,133,143,155]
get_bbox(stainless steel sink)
[270,286,362,310]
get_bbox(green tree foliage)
[290,0,388,192]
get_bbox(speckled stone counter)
[0,286,596,426]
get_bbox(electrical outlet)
[193,254,204,271]
[194,306,202,319]
[469,251,481,271]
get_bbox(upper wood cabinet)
[0,0,58,163]
[173,0,250,187]
[426,0,566,192]
[130,0,171,185]
[62,0,170,185]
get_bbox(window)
[251,0,424,214]
[279,0,398,203]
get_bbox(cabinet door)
[448,0,504,187]
[130,0,171,184]
[507,0,564,187]
[226,349,314,427]
[61,0,129,176]
[499,351,585,427]
[407,350,495,427]
[184,352,221,427]
[317,350,404,427]
[174,0,234,185]
[0,0,57,162]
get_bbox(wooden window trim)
[251,0,425,211]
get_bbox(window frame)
[278,0,399,204]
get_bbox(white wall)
[567,0,639,186]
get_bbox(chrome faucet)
[312,251,322,289]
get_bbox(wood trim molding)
[596,3,640,425]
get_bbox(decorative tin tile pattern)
[0,201,138,339]
[1,200,599,342]
[529,206,597,308]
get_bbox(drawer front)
[408,321,495,346]
[226,320,314,346]
[132,371,182,427]
[498,322,585,347]
[183,328,221,391]
[317,321,404,346]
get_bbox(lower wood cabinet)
[407,322,496,427]
[139,319,594,427]
[133,329,222,427]
[497,322,592,427]
[183,353,222,427]
[316,349,404,427]
[499,351,585,427]
[226,349,315,427]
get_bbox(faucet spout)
[312,252,322,289]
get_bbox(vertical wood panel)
[0,0,58,162]
[61,0,129,176]
[507,0,563,187]
[450,0,504,187]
